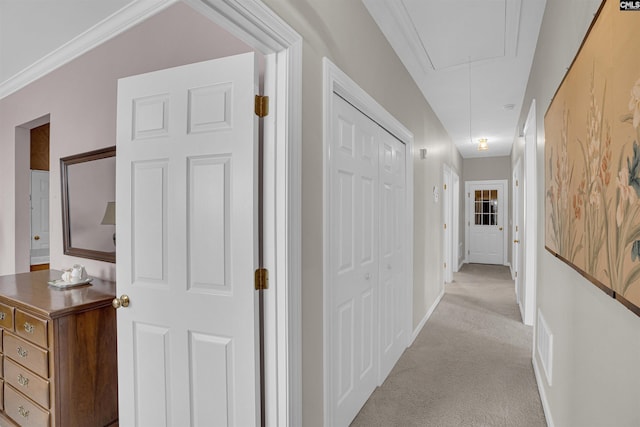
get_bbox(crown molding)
[0,0,179,100]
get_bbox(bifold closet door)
[330,94,380,426]
[329,93,408,426]
[378,131,407,381]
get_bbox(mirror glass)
[60,146,116,263]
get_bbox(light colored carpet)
[350,263,546,427]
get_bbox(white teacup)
[70,264,87,282]
[61,269,72,282]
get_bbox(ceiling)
[0,0,546,159]
[363,0,547,158]
[0,0,133,84]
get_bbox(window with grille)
[474,189,498,225]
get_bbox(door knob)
[514,239,520,243]
[499,227,503,231]
[34,235,40,241]
[112,295,130,309]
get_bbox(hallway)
[351,264,546,427]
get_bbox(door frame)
[464,179,509,266]
[513,159,523,309]
[452,169,460,272]
[443,164,453,283]
[5,1,303,425]
[322,57,414,426]
[523,99,538,327]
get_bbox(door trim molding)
[443,163,453,284]
[3,1,303,425]
[322,57,414,426]
[464,179,509,266]
[523,98,538,327]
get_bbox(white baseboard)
[458,259,465,271]
[532,356,554,427]
[409,288,445,345]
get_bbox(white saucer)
[48,277,93,289]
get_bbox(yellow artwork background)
[545,0,640,311]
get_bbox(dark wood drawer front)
[0,304,14,331]
[14,312,47,349]
[4,358,49,409]
[3,334,48,379]
[4,384,49,427]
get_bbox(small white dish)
[48,277,93,289]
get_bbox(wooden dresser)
[0,270,117,427]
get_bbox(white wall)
[513,0,640,425]
[463,156,511,182]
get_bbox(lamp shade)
[100,202,116,225]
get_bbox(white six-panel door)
[115,53,259,426]
[331,94,380,426]
[378,130,406,382]
[330,94,407,426]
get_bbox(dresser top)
[0,270,116,319]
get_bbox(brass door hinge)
[444,184,447,190]
[255,268,269,290]
[255,95,269,118]
[444,223,447,230]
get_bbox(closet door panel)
[330,94,379,426]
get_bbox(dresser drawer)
[14,311,47,349]
[4,384,49,427]
[3,334,48,379]
[4,358,49,409]
[0,303,14,331]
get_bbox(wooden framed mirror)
[60,146,116,263]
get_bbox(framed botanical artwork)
[545,0,640,315]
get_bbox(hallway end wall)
[462,156,512,266]
[514,0,640,425]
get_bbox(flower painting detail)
[544,0,640,313]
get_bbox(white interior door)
[115,53,259,426]
[467,181,506,265]
[452,170,460,272]
[329,94,408,426]
[330,94,380,426]
[378,129,407,382]
[513,161,524,312]
[30,170,50,251]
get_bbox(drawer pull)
[18,405,29,418]
[0,312,5,320]
[17,346,28,358]
[24,322,35,334]
[17,374,29,387]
